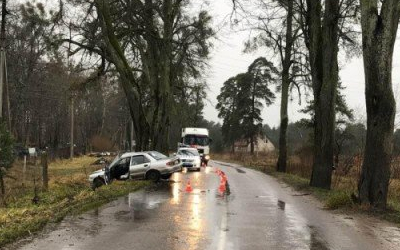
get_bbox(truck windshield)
[183,135,209,146]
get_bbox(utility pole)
[70,96,74,159]
[68,22,74,159]
[131,120,134,151]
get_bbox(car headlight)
[205,155,210,160]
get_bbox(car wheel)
[161,173,172,179]
[92,178,105,190]
[146,170,160,181]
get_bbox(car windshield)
[147,151,168,160]
[183,135,209,146]
[178,149,199,156]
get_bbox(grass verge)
[0,156,151,247]
[213,154,400,224]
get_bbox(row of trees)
[0,0,215,203]
[60,0,214,152]
[1,1,133,156]
[226,0,399,208]
[0,0,214,154]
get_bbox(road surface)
[8,161,400,250]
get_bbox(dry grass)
[3,156,109,200]
[0,156,150,247]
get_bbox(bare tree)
[277,0,295,172]
[303,0,340,189]
[358,0,400,208]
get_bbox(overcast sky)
[203,0,400,128]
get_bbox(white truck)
[180,127,211,166]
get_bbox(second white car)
[176,147,202,171]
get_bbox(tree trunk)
[250,136,254,154]
[154,0,173,153]
[95,0,151,152]
[277,0,293,173]
[0,0,6,120]
[250,73,256,155]
[100,94,106,136]
[125,120,131,151]
[306,0,339,189]
[277,80,289,172]
[358,0,399,208]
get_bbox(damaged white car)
[89,151,181,189]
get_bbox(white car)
[89,151,182,189]
[176,147,202,171]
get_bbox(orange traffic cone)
[218,178,226,194]
[185,179,193,192]
[221,174,227,183]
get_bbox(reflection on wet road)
[11,161,400,250]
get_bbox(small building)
[234,135,275,153]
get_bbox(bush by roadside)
[0,156,150,247]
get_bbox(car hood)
[177,155,200,160]
[90,169,105,176]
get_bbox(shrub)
[90,135,114,152]
[325,191,353,210]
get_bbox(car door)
[129,155,151,178]
[111,157,131,180]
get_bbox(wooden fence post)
[22,155,27,187]
[41,151,48,191]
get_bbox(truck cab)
[180,127,211,166]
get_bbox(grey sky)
[204,0,400,128]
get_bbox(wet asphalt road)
[10,161,400,250]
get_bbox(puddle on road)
[122,184,172,221]
[235,168,246,173]
[277,200,286,210]
[216,161,245,174]
[218,162,233,167]
[308,226,330,250]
